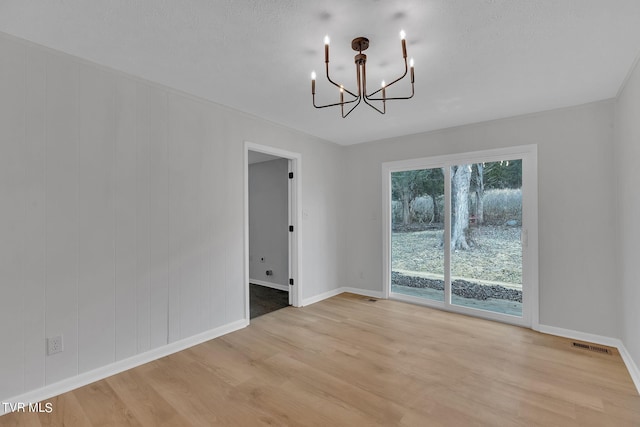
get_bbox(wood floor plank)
[37,394,93,427]
[71,380,142,426]
[1,293,638,426]
[105,369,192,426]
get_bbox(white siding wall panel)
[0,35,26,399]
[148,87,169,349]
[166,97,181,343]
[113,77,138,361]
[78,64,117,373]
[198,110,214,331]
[23,45,47,392]
[44,51,79,385]
[169,95,204,340]
[224,114,248,322]
[208,113,228,328]
[135,83,151,354]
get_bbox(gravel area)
[391,271,522,302]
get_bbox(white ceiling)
[1,1,639,145]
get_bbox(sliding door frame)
[382,145,538,328]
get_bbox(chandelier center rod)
[352,37,368,67]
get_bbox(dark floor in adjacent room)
[250,283,289,318]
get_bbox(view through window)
[391,159,523,317]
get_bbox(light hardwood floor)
[2,293,639,426]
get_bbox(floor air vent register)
[572,342,613,355]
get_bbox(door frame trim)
[382,144,538,329]
[244,142,302,321]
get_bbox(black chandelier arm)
[325,63,359,99]
[341,95,362,118]
[312,94,360,109]
[365,58,409,98]
[365,83,415,102]
[362,93,385,115]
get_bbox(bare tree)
[451,164,472,250]
[474,163,484,225]
[425,168,444,224]
[392,170,428,226]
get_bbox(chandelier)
[311,31,415,118]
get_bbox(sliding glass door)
[384,147,537,327]
[391,168,445,302]
[449,161,523,316]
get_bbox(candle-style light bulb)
[381,80,386,99]
[400,30,407,58]
[340,85,344,103]
[409,57,415,83]
[324,35,330,63]
[311,71,316,94]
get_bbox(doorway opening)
[244,142,301,321]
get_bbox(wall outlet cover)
[47,335,63,355]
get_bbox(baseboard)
[538,324,640,395]
[0,319,249,416]
[340,287,385,299]
[301,288,344,306]
[301,287,385,306]
[250,279,289,292]
[537,324,621,348]
[618,343,640,395]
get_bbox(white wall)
[0,32,344,402]
[249,158,289,286]
[614,58,640,371]
[343,101,619,338]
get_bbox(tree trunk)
[402,192,411,225]
[430,193,439,224]
[476,163,484,225]
[451,164,471,250]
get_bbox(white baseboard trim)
[301,287,385,307]
[249,279,289,292]
[538,324,640,395]
[341,287,385,299]
[617,343,640,395]
[301,288,344,306]
[1,318,249,416]
[537,324,621,348]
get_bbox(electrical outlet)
[47,335,63,356]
